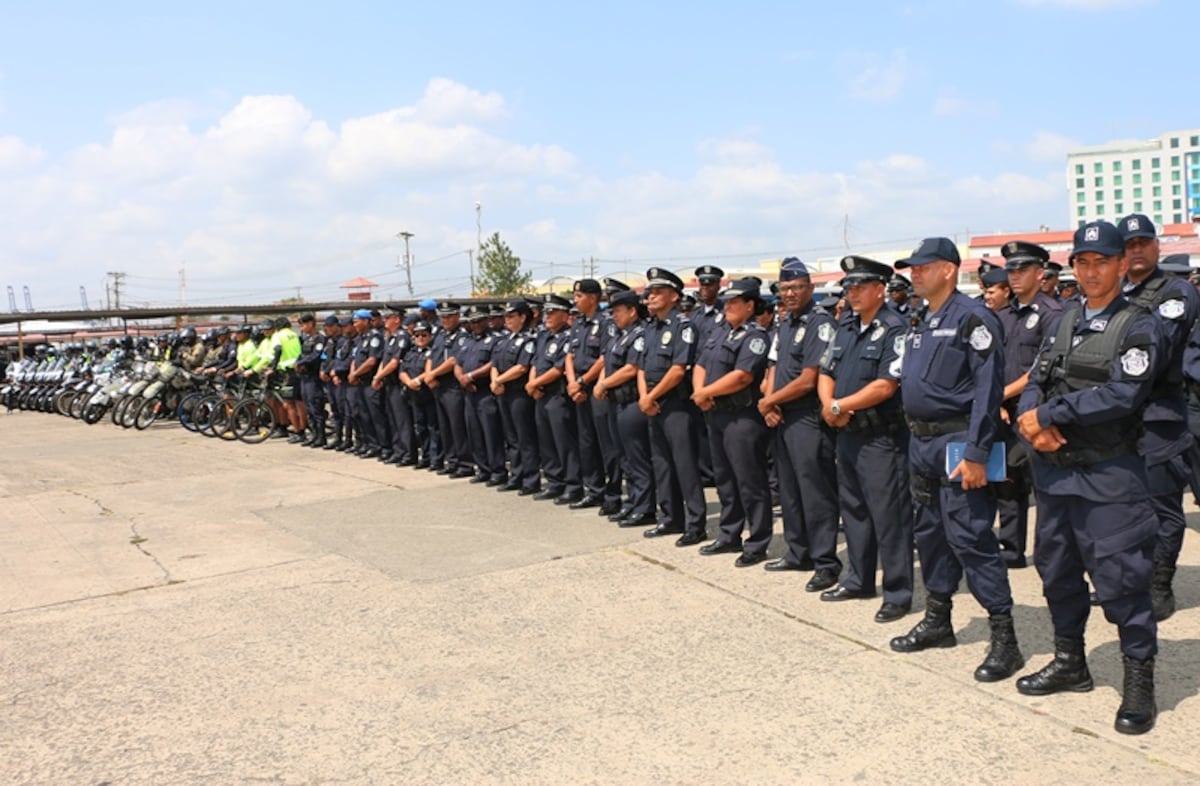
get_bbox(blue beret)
[352,309,373,319]
[418,299,438,311]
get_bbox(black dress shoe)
[699,540,742,555]
[618,513,657,528]
[414,460,430,469]
[674,531,707,547]
[599,500,622,517]
[323,441,342,451]
[568,494,602,510]
[377,452,394,462]
[644,524,684,539]
[518,486,543,497]
[609,506,633,522]
[805,569,839,592]
[497,480,522,492]
[485,477,507,487]
[436,466,454,475]
[532,489,561,501]
[451,468,475,479]
[361,449,382,459]
[735,551,768,568]
[469,474,489,484]
[874,602,912,623]
[820,585,876,602]
[763,559,805,572]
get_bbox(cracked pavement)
[2,414,1200,784]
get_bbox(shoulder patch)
[969,324,993,351]
[817,323,835,343]
[681,326,695,344]
[548,342,558,355]
[370,337,381,349]
[1159,299,1186,320]
[893,335,906,356]
[633,336,645,353]
[1121,347,1150,377]
[749,336,766,356]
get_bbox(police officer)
[998,241,1064,568]
[892,237,1023,681]
[400,320,441,468]
[1118,213,1200,622]
[1058,274,1080,302]
[317,316,342,449]
[566,279,614,510]
[526,294,582,503]
[692,279,772,566]
[1015,220,1163,735]
[692,265,726,343]
[887,276,913,316]
[326,317,356,451]
[980,268,1012,314]
[1042,261,1063,298]
[374,309,415,465]
[639,268,707,546]
[295,313,329,447]
[491,300,541,494]
[596,289,655,526]
[817,255,913,621]
[424,302,473,477]
[458,306,506,484]
[347,310,385,458]
[758,258,840,587]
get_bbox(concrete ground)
[2,413,1199,785]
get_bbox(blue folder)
[945,441,1007,482]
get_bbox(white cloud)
[1024,130,1080,163]
[842,49,911,102]
[0,79,1070,309]
[933,91,1000,117]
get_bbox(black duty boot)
[974,612,1025,682]
[1114,656,1156,735]
[1015,637,1093,696]
[890,595,956,653]
[1150,561,1176,622]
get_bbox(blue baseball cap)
[896,237,961,268]
[418,299,438,311]
[352,309,372,320]
[1070,221,1125,262]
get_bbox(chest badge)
[1024,313,1039,330]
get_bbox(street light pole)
[473,201,482,294]
[397,231,414,297]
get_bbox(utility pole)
[397,231,414,297]
[467,249,475,295]
[107,271,126,310]
[474,201,482,294]
[179,265,187,308]
[79,286,88,310]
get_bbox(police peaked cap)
[608,290,641,308]
[542,293,571,311]
[695,264,724,283]
[436,301,461,316]
[1001,240,1050,270]
[645,267,685,291]
[839,255,892,284]
[603,277,631,293]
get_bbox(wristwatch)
[830,400,841,416]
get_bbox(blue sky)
[0,0,1188,309]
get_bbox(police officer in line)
[375,308,415,465]
[980,268,1011,314]
[691,265,725,485]
[271,316,304,440]
[491,300,541,494]
[347,309,385,459]
[758,258,841,588]
[691,278,773,566]
[400,320,441,469]
[891,237,1024,681]
[527,293,582,503]
[458,307,506,484]
[887,276,912,316]
[324,316,350,451]
[1057,274,1080,302]
[294,313,329,448]
[565,279,616,511]
[639,268,708,546]
[424,302,473,478]
[1118,213,1200,622]
[997,241,1064,569]
[1041,261,1063,299]
[595,288,656,527]
[817,255,913,622]
[1016,220,1164,736]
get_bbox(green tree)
[475,232,532,296]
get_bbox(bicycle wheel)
[213,399,240,440]
[54,390,75,417]
[69,392,88,419]
[192,394,220,436]
[133,397,161,430]
[177,392,205,432]
[233,399,275,443]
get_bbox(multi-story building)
[1067,129,1200,228]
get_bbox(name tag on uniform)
[932,329,956,337]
